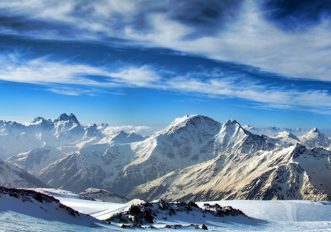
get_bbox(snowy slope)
[29,187,129,221]
[38,115,331,201]
[17,188,331,231]
[2,114,331,202]
[79,188,129,203]
[300,128,330,148]
[7,146,64,175]
[0,187,99,228]
[39,115,221,194]
[0,158,46,188]
[38,142,136,192]
[130,144,331,201]
[272,131,300,147]
[99,130,145,144]
[1,196,330,231]
[109,115,222,194]
[214,119,274,154]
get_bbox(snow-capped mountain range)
[1,113,330,201]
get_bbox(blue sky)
[0,0,331,132]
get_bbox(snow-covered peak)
[311,128,319,133]
[30,117,53,129]
[55,113,80,125]
[273,131,300,146]
[52,113,84,140]
[161,114,221,135]
[215,119,274,155]
[84,123,101,138]
[217,119,248,141]
[215,119,249,150]
[300,128,330,148]
[277,131,299,140]
[222,119,246,132]
[111,130,145,144]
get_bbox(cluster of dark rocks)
[203,203,244,216]
[106,199,245,229]
[0,186,79,217]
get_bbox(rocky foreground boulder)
[106,199,247,229]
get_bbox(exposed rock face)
[130,144,331,201]
[107,200,246,228]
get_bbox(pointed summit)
[56,113,80,125]
[290,143,307,159]
[216,119,248,148]
[215,119,274,154]
[31,116,46,124]
[300,128,330,148]
[162,115,221,135]
[223,119,244,129]
[219,119,248,137]
[30,117,53,129]
[111,130,144,143]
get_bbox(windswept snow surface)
[198,200,331,231]
[1,188,331,232]
[29,188,128,220]
[59,196,331,231]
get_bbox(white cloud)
[102,124,152,135]
[164,76,331,111]
[48,87,95,96]
[0,54,161,92]
[0,55,109,86]
[0,53,331,114]
[110,66,160,86]
[0,1,330,81]
[126,1,331,81]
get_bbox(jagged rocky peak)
[312,128,319,133]
[216,119,248,146]
[215,119,275,154]
[163,114,221,135]
[223,119,244,129]
[305,128,324,136]
[30,116,53,127]
[55,113,80,125]
[219,119,248,137]
[305,128,322,136]
[300,127,330,148]
[84,123,100,137]
[290,143,308,158]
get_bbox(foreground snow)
[1,188,330,231]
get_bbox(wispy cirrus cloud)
[1,53,331,114]
[47,87,96,96]
[0,54,160,93]
[0,0,330,81]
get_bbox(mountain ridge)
[1,113,330,201]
